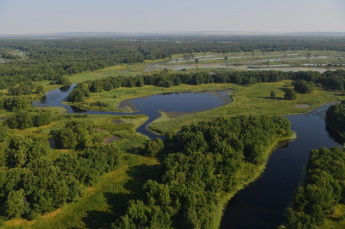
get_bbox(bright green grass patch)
[321,204,345,229]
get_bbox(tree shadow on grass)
[82,210,114,229]
[259,96,285,100]
[124,164,161,200]
[82,164,161,228]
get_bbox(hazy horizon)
[1,0,345,35]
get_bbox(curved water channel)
[33,85,344,228]
[220,103,344,228]
[32,84,232,139]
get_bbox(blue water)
[220,104,344,229]
[33,85,232,139]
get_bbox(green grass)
[150,81,344,134]
[321,204,345,229]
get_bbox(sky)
[0,0,344,35]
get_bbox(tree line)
[113,115,292,228]
[1,37,345,90]
[285,147,345,228]
[67,69,345,103]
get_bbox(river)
[220,103,344,229]
[33,85,343,228]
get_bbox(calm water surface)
[33,85,231,139]
[220,104,344,229]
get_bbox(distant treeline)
[68,69,345,102]
[113,116,291,228]
[0,123,122,219]
[285,147,345,228]
[1,37,345,89]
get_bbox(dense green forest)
[113,116,291,228]
[285,147,345,228]
[1,37,345,90]
[0,123,123,219]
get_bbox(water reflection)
[220,106,344,229]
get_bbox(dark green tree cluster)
[326,101,345,133]
[284,88,297,100]
[285,147,345,228]
[67,88,86,102]
[294,70,345,91]
[6,111,53,129]
[55,144,123,186]
[0,97,31,111]
[0,132,81,219]
[114,116,291,228]
[55,76,71,86]
[53,121,91,149]
[293,79,315,94]
[8,83,34,96]
[0,125,122,219]
[144,138,164,157]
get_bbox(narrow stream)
[220,103,344,229]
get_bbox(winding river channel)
[33,85,344,228]
[221,103,344,228]
[33,84,232,139]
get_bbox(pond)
[33,85,232,139]
[220,103,344,229]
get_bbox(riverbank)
[212,132,297,229]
